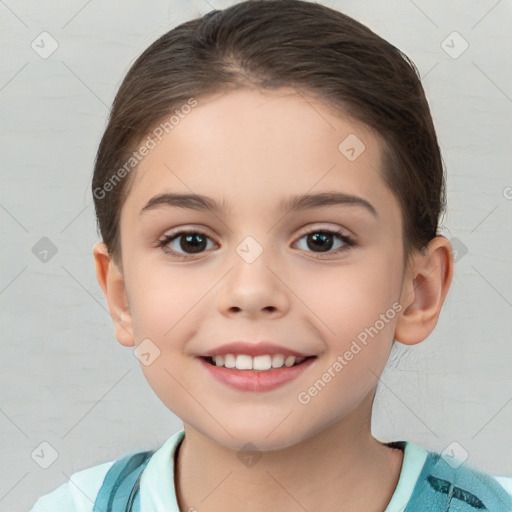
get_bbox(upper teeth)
[211,354,307,370]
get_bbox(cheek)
[296,254,401,336]
[126,265,209,341]
[126,268,201,410]
[293,255,402,391]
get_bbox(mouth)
[198,353,317,392]
[199,354,317,371]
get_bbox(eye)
[157,229,216,259]
[294,227,355,257]
[157,226,356,260]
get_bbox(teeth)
[235,354,253,370]
[209,354,307,370]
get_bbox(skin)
[93,87,454,511]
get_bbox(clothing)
[30,429,512,511]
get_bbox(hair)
[92,0,446,268]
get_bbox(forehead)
[122,87,398,221]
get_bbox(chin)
[204,420,309,453]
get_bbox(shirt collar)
[384,440,428,511]
[140,429,185,511]
[139,430,428,512]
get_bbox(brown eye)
[295,228,355,256]
[158,229,215,258]
[305,232,336,252]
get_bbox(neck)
[173,394,404,512]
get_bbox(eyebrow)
[139,191,378,217]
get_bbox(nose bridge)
[230,232,278,289]
[235,233,268,266]
[216,231,289,316]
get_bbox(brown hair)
[92,0,445,267]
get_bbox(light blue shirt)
[30,430,512,511]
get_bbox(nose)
[216,248,290,319]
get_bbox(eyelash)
[156,227,356,260]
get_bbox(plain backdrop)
[0,1,511,510]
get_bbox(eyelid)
[161,224,214,237]
[157,222,357,259]
[160,223,353,242]
[156,227,217,259]
[299,224,345,234]
[295,223,355,240]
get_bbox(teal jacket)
[30,431,512,511]
[93,442,512,511]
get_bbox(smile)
[198,355,317,392]
[203,353,311,370]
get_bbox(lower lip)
[198,356,317,392]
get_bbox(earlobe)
[394,236,454,345]
[92,242,135,347]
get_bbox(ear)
[394,236,454,345]
[92,242,135,347]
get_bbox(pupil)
[178,232,335,254]
[308,232,333,252]
[181,233,207,253]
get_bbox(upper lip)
[198,341,315,358]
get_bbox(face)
[115,88,407,451]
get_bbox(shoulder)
[29,432,183,512]
[408,448,512,511]
[493,475,512,496]
[29,460,115,512]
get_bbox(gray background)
[1,0,511,510]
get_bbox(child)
[31,1,512,511]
